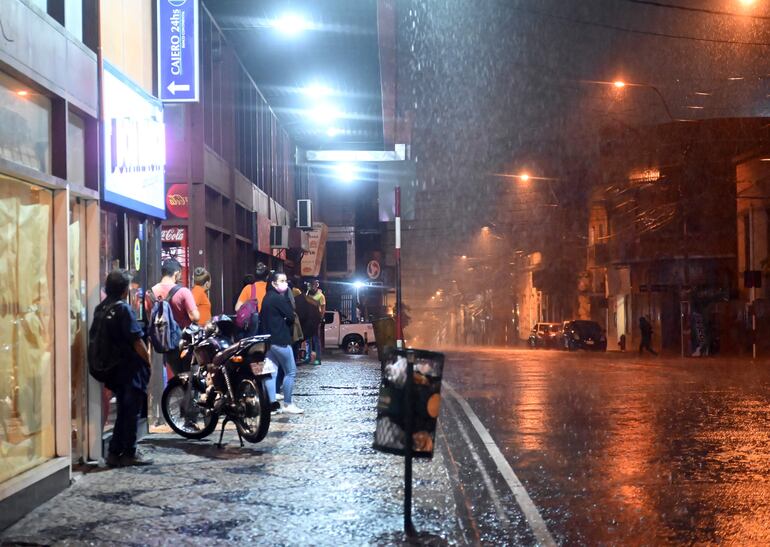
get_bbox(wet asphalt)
[442,347,770,545]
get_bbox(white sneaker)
[282,403,305,414]
[276,393,284,401]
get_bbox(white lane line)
[444,382,557,547]
[453,413,511,528]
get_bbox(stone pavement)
[1,354,463,546]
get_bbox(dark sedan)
[562,320,607,351]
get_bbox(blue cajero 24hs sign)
[158,0,199,102]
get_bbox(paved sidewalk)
[2,355,462,546]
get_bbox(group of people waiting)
[93,258,326,467]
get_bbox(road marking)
[444,382,557,547]
[453,412,511,528]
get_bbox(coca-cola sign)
[166,183,189,218]
[161,227,186,242]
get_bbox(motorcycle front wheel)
[234,378,271,443]
[161,376,219,440]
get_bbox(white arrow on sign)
[167,81,190,95]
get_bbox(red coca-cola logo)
[161,227,186,243]
[166,183,189,218]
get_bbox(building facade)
[589,119,770,355]
[0,0,101,529]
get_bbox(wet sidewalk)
[1,355,462,546]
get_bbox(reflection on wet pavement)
[445,348,770,545]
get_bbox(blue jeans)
[265,345,297,404]
[108,384,145,457]
[309,334,322,363]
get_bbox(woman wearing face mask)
[259,271,304,414]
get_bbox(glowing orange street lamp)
[613,80,626,88]
[17,90,29,96]
[519,173,530,182]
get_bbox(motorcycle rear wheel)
[161,376,219,440]
[234,378,271,443]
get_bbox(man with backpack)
[145,259,199,375]
[90,269,152,467]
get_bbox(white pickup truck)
[324,311,376,354]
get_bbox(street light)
[333,163,358,183]
[272,13,310,36]
[308,104,340,124]
[610,79,675,122]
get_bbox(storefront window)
[0,174,55,483]
[67,112,86,185]
[0,71,52,174]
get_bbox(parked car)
[562,320,607,351]
[324,311,376,354]
[528,322,563,349]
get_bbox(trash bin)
[373,348,445,458]
[372,316,396,365]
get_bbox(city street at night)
[4,349,770,545]
[5,0,770,543]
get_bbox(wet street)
[442,347,770,545]
[4,349,770,545]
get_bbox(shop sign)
[301,223,329,277]
[103,62,166,218]
[628,168,660,184]
[166,183,189,218]
[158,0,199,102]
[161,226,189,284]
[161,227,186,242]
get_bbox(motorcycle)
[161,316,275,446]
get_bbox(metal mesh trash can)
[373,348,444,458]
[372,316,397,365]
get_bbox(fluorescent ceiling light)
[326,127,341,137]
[334,163,357,183]
[272,13,309,36]
[303,84,332,98]
[309,104,339,124]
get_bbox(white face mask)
[275,281,289,293]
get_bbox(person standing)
[145,259,199,376]
[260,272,304,414]
[95,270,152,467]
[307,279,326,366]
[235,262,269,336]
[639,315,657,356]
[191,267,212,326]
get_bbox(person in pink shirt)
[145,259,199,375]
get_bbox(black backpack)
[88,300,122,382]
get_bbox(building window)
[0,174,55,483]
[67,111,86,185]
[0,71,52,174]
[65,0,83,41]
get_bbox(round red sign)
[166,183,189,219]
